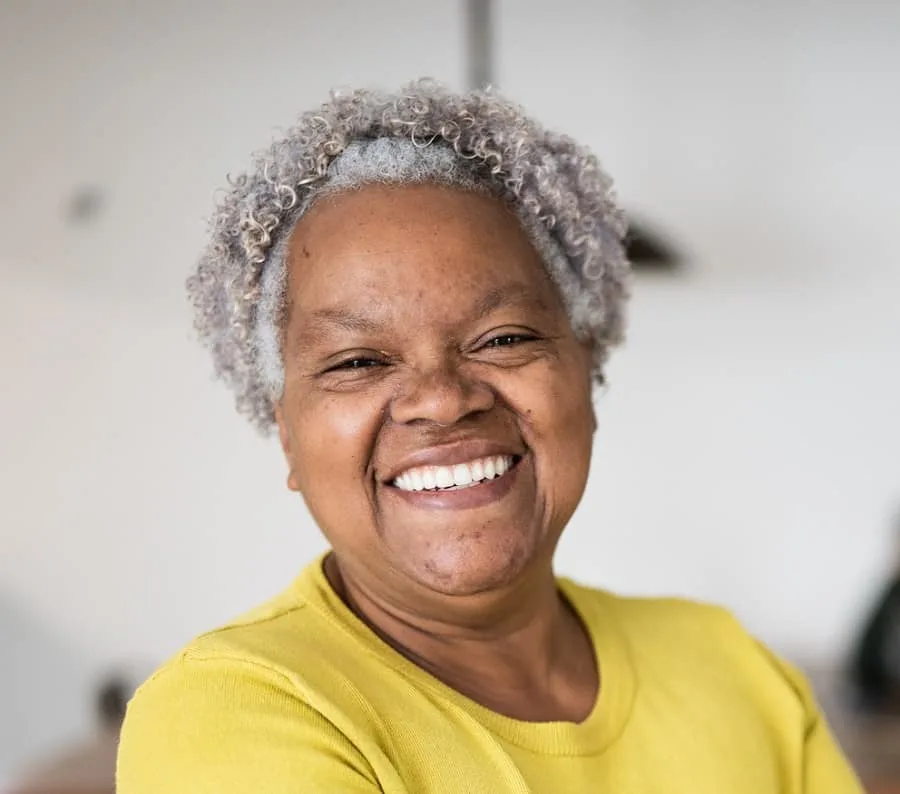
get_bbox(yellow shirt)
[117,557,862,793]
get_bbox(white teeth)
[453,464,473,487]
[471,459,485,481]
[435,468,454,488]
[392,455,515,492]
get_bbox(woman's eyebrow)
[301,285,548,341]
[307,308,385,334]
[473,284,550,319]
[292,308,387,349]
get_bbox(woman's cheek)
[297,393,381,481]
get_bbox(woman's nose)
[389,362,495,427]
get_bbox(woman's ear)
[579,340,599,435]
[273,402,302,492]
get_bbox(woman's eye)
[483,334,537,348]
[327,357,383,372]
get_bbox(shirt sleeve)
[758,645,864,794]
[116,654,383,794]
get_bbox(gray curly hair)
[188,79,630,433]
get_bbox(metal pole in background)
[466,0,494,90]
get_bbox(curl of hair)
[188,79,631,433]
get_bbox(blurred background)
[1,0,899,789]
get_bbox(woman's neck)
[324,554,598,723]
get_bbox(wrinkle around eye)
[313,359,394,393]
[472,338,557,369]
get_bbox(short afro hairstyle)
[188,79,631,433]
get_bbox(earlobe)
[578,340,599,435]
[274,402,302,493]
[274,402,290,455]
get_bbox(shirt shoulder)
[563,581,809,709]
[176,580,316,667]
[563,582,862,791]
[565,581,823,725]
[118,560,392,793]
[563,580,755,654]
[118,641,383,794]
[139,557,372,713]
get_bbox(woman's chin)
[396,536,536,597]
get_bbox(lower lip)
[385,457,523,511]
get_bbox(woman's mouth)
[391,455,519,492]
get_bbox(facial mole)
[302,246,311,259]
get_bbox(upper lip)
[382,439,523,484]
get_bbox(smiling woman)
[116,81,861,793]
[277,183,595,600]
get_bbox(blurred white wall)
[499,0,900,644]
[1,0,899,778]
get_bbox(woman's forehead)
[291,183,528,255]
[284,184,560,321]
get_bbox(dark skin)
[275,183,598,722]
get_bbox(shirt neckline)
[295,554,637,756]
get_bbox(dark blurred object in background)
[95,676,129,733]
[9,673,133,794]
[624,218,680,273]
[851,512,900,710]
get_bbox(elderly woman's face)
[275,184,595,595]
